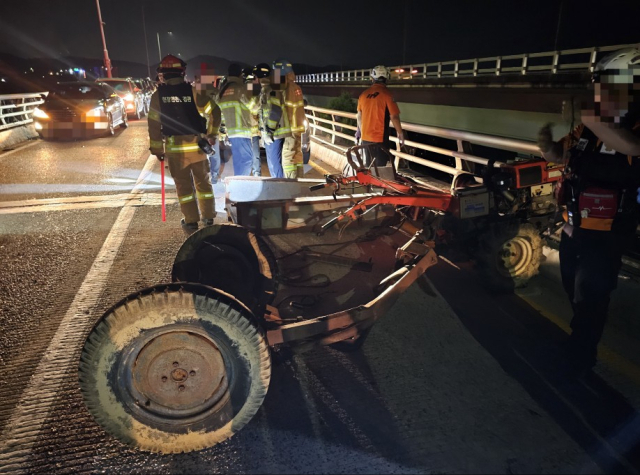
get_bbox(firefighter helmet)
[241,67,254,81]
[253,63,271,79]
[157,54,186,73]
[272,59,294,75]
[370,65,390,82]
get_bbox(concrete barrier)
[0,124,38,151]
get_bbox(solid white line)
[0,193,177,215]
[0,154,156,472]
[0,141,39,163]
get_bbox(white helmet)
[594,47,640,82]
[370,65,390,82]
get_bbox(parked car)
[96,77,146,119]
[32,81,128,139]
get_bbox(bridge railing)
[305,105,542,189]
[0,92,47,132]
[297,43,637,84]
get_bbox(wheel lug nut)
[178,385,185,392]
[190,370,196,376]
[161,376,167,382]
[173,361,179,367]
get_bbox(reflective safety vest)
[157,82,205,136]
[561,123,640,231]
[195,89,221,137]
[264,81,306,139]
[217,76,255,139]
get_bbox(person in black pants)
[538,47,640,376]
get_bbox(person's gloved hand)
[151,150,164,161]
[156,154,165,161]
[263,129,274,145]
[537,123,555,153]
[355,127,361,144]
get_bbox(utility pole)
[141,3,151,77]
[95,0,112,78]
[553,0,564,51]
[402,0,409,65]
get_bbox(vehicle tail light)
[124,93,134,101]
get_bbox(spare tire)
[78,283,271,454]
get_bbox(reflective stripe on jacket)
[216,76,256,139]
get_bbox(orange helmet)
[157,54,186,73]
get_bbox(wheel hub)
[120,329,230,423]
[496,236,533,278]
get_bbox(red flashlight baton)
[160,158,166,222]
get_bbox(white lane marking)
[0,193,177,215]
[0,141,39,163]
[0,154,156,472]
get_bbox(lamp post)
[141,4,151,78]
[157,31,173,62]
[94,0,112,78]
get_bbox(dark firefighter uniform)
[558,120,640,369]
[148,78,216,225]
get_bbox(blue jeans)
[229,137,254,176]
[208,139,221,183]
[264,138,284,178]
[251,136,261,176]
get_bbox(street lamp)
[156,31,173,62]
[94,0,112,78]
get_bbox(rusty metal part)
[266,245,438,346]
[302,250,373,272]
[121,329,229,420]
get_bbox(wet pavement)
[1,121,640,474]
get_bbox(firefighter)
[216,64,257,176]
[148,54,216,233]
[538,47,640,376]
[268,59,306,178]
[254,62,284,178]
[242,67,262,177]
[194,73,222,183]
[357,65,405,167]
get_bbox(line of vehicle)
[0,192,176,215]
[0,154,156,473]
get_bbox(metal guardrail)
[305,105,542,190]
[0,92,47,132]
[297,43,637,84]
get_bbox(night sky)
[0,0,638,70]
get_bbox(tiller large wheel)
[78,284,271,453]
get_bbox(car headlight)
[33,107,49,119]
[124,93,134,101]
[85,107,105,117]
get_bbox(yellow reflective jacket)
[216,76,257,139]
[265,80,306,139]
[195,89,221,137]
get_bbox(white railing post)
[473,59,478,77]
[495,57,502,76]
[330,113,336,144]
[589,47,598,72]
[552,52,560,74]
[521,55,528,75]
[437,62,442,78]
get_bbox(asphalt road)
[0,121,639,474]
